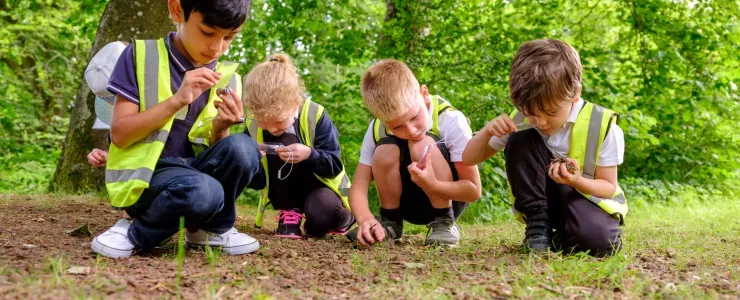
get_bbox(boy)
[348,59,482,247]
[462,39,627,257]
[92,0,262,258]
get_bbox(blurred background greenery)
[1,0,738,222]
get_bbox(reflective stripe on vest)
[105,38,240,208]
[371,95,454,144]
[247,99,351,228]
[507,102,628,224]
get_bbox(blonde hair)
[360,59,420,122]
[509,39,582,115]
[243,53,305,122]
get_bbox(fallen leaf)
[67,266,90,275]
[66,224,92,237]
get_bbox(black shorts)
[376,134,468,225]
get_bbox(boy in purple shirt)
[92,0,262,258]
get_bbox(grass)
[0,193,738,298]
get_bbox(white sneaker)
[91,219,135,258]
[185,228,259,255]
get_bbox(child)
[243,53,354,239]
[462,39,627,257]
[348,59,482,247]
[92,0,262,258]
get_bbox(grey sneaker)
[346,216,403,243]
[424,217,460,247]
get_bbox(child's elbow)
[109,133,130,149]
[471,187,482,202]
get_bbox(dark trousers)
[125,134,262,250]
[261,132,353,236]
[505,129,622,256]
[376,135,468,225]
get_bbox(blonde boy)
[348,60,482,247]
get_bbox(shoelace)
[277,210,302,225]
[426,218,455,234]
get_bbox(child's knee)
[220,134,261,171]
[170,175,225,218]
[408,136,436,161]
[505,130,543,158]
[373,144,401,168]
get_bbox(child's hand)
[408,152,437,189]
[87,148,108,168]
[548,158,582,185]
[356,218,385,247]
[481,114,518,138]
[213,87,244,131]
[276,143,312,164]
[174,68,221,106]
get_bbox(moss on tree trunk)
[50,0,173,193]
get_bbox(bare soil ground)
[0,193,738,299]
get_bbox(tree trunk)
[50,0,173,193]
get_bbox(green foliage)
[230,0,740,221]
[0,0,106,193]
[4,0,739,221]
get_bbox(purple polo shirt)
[107,32,217,159]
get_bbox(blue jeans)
[125,134,262,250]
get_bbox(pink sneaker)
[275,209,303,239]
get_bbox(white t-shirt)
[487,98,625,167]
[359,103,472,166]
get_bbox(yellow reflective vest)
[247,99,351,228]
[105,38,242,208]
[508,101,628,224]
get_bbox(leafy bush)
[3,0,739,222]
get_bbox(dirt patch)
[0,194,738,299]
[0,195,430,298]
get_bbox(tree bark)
[50,0,173,193]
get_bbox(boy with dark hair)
[92,0,261,258]
[463,39,627,257]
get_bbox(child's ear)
[168,0,184,23]
[420,84,431,105]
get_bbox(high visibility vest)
[105,38,242,208]
[247,99,351,228]
[508,101,628,224]
[371,95,460,144]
